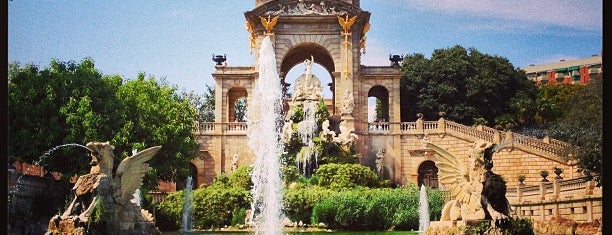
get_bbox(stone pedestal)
[340,114,355,130]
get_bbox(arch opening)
[417,160,439,188]
[227,87,248,122]
[280,43,336,114]
[368,86,389,122]
[176,163,198,190]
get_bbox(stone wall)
[8,171,73,235]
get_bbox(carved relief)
[263,0,348,16]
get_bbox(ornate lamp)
[212,54,227,66]
[389,54,404,67]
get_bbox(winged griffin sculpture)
[427,140,510,222]
[46,141,162,235]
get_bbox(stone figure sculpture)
[291,56,322,102]
[319,119,336,138]
[333,120,358,145]
[281,119,294,144]
[46,141,162,235]
[231,150,239,172]
[342,91,354,115]
[375,148,386,177]
[426,140,510,222]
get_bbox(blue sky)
[8,0,602,96]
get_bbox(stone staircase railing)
[198,118,573,161]
[507,176,596,204]
[505,176,601,222]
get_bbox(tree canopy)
[399,45,536,126]
[548,76,602,185]
[8,58,201,188]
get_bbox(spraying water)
[8,143,92,230]
[37,143,91,165]
[247,36,285,235]
[296,101,318,175]
[418,184,430,232]
[181,176,193,233]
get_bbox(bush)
[283,185,335,224]
[311,187,445,231]
[426,187,446,221]
[494,217,534,235]
[191,184,251,229]
[231,208,248,226]
[228,165,253,190]
[314,163,381,189]
[154,190,184,231]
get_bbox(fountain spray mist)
[247,36,285,235]
[419,184,430,232]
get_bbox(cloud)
[403,0,602,31]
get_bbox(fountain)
[246,35,285,235]
[426,140,511,233]
[45,141,162,235]
[181,176,194,233]
[287,55,324,176]
[8,143,92,234]
[418,184,430,232]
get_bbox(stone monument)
[426,140,510,231]
[46,141,162,235]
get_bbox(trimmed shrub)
[189,166,253,229]
[154,190,184,231]
[314,163,381,189]
[283,184,336,224]
[426,187,446,221]
[311,187,444,231]
[231,208,248,226]
[191,184,251,229]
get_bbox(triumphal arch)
[195,0,407,185]
[188,3,601,223]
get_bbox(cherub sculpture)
[47,141,162,235]
[427,140,510,222]
[333,120,358,145]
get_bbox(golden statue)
[337,14,357,78]
[260,15,279,35]
[337,14,357,35]
[245,21,256,54]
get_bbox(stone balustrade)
[198,122,248,135]
[506,176,601,222]
[148,191,169,204]
[197,117,573,161]
[368,122,390,133]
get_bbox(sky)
[8,0,603,97]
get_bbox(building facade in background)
[524,54,602,86]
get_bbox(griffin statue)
[46,141,162,235]
[427,140,511,223]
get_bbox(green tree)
[8,58,199,188]
[112,72,199,186]
[375,99,384,121]
[400,46,536,125]
[549,76,602,185]
[8,59,122,175]
[234,97,247,122]
[512,82,584,138]
[200,84,215,122]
